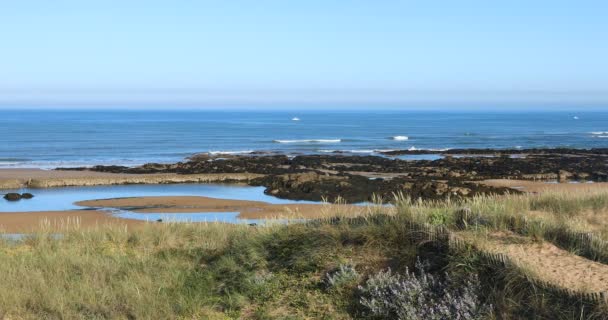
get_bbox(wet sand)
[0,196,367,232]
[0,168,263,189]
[77,196,367,219]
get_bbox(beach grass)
[1,189,608,319]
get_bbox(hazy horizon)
[1,1,606,108]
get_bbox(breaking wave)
[273,139,341,144]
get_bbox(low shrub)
[324,264,359,290]
[358,259,490,320]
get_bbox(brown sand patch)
[0,210,142,233]
[482,179,608,194]
[77,196,367,219]
[0,169,263,189]
[465,231,608,293]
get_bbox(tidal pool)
[394,154,444,161]
[0,183,314,213]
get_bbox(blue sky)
[0,1,606,108]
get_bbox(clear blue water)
[0,183,313,212]
[1,109,607,168]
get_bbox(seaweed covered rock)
[4,193,22,201]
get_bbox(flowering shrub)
[358,259,490,320]
[324,264,360,289]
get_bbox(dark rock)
[20,193,34,199]
[251,173,515,203]
[56,147,607,203]
[4,193,21,201]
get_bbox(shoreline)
[2,147,608,203]
[0,168,263,190]
[76,196,366,219]
[0,196,364,233]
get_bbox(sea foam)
[391,136,409,141]
[273,139,341,143]
[208,150,254,155]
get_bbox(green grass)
[1,189,608,319]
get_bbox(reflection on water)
[0,183,314,212]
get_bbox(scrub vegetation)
[1,189,608,319]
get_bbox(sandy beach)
[482,179,608,193]
[1,193,366,232]
[0,168,263,189]
[76,196,366,218]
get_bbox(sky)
[0,1,607,109]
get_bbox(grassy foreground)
[1,190,608,319]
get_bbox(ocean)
[1,109,607,168]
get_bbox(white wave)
[319,149,397,154]
[208,150,254,155]
[406,146,450,152]
[0,161,21,166]
[590,131,608,135]
[391,136,409,141]
[349,150,375,153]
[0,159,150,169]
[597,135,608,138]
[318,149,374,154]
[273,139,341,144]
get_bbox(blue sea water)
[1,109,607,168]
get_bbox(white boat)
[573,116,579,120]
[292,117,300,121]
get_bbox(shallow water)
[394,154,443,161]
[110,210,298,224]
[0,183,313,212]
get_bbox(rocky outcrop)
[251,173,515,203]
[3,193,22,201]
[56,148,607,203]
[3,193,34,201]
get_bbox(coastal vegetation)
[1,188,608,319]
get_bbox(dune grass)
[1,189,608,319]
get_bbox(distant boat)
[573,116,579,120]
[292,117,300,121]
